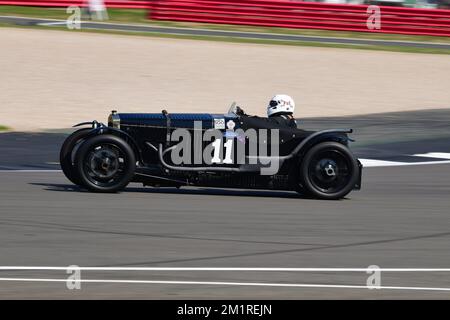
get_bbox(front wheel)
[75,135,136,193]
[60,128,92,186]
[298,141,359,200]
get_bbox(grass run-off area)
[1,5,450,54]
[0,125,11,131]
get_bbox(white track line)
[1,266,450,272]
[413,152,450,160]
[359,159,404,167]
[359,158,450,167]
[0,277,449,292]
[37,21,68,26]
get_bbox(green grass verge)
[0,125,11,131]
[1,6,450,54]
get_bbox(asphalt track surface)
[1,110,450,299]
[2,15,450,50]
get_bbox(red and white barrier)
[149,0,450,37]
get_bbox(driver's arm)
[235,106,247,116]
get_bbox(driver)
[236,94,297,129]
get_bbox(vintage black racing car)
[60,104,362,200]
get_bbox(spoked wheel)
[59,128,92,186]
[75,135,135,192]
[299,141,359,200]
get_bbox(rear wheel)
[59,128,91,186]
[298,141,359,200]
[75,135,136,193]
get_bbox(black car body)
[60,107,362,200]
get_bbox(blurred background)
[0,0,450,299]
[0,0,449,131]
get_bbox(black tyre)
[60,128,92,186]
[75,134,136,193]
[298,141,359,200]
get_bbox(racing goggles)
[269,100,279,108]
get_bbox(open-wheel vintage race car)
[60,104,362,200]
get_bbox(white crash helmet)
[267,94,295,117]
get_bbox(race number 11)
[211,139,233,164]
